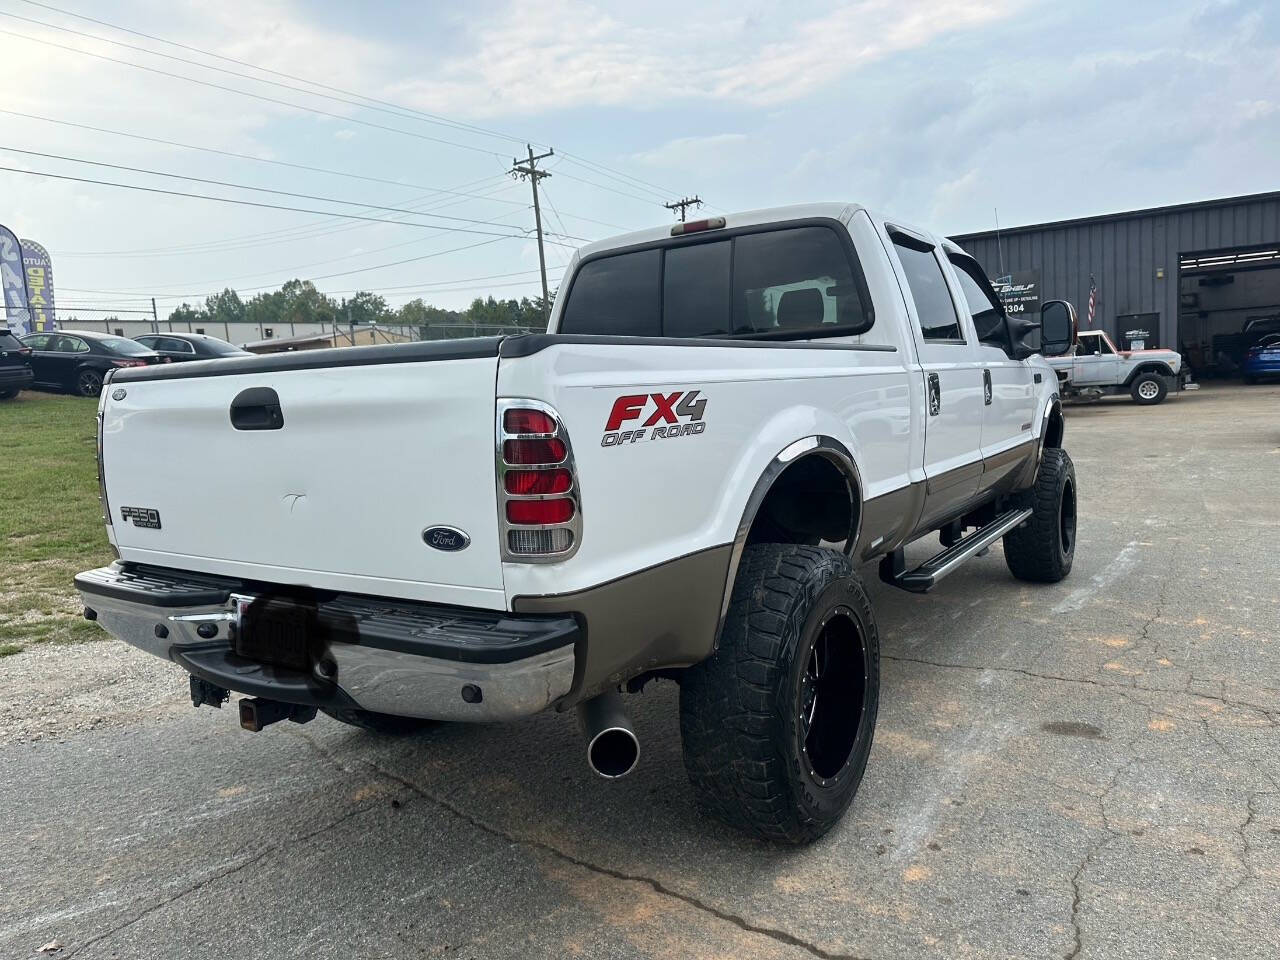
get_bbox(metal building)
[951,190,1280,375]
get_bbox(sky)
[0,0,1277,322]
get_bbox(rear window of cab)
[559,223,874,340]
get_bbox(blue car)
[1243,334,1280,384]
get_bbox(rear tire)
[680,543,880,844]
[1130,373,1166,405]
[1243,374,1257,385]
[0,388,17,400]
[1004,448,1076,583]
[321,707,436,735]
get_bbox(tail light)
[112,359,146,367]
[97,371,113,527]
[17,347,31,358]
[497,400,581,561]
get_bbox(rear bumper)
[74,563,578,722]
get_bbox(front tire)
[1130,373,1166,405]
[1004,447,1076,583]
[680,544,880,844]
[0,388,17,400]
[75,368,104,398]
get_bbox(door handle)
[927,373,940,416]
[230,386,284,431]
[983,368,993,405]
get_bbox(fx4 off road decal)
[602,390,707,447]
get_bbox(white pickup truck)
[77,204,1077,843]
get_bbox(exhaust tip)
[587,727,639,779]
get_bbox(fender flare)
[1122,362,1174,386]
[713,435,864,646]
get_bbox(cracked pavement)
[3,382,1279,959]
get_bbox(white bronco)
[78,203,1078,843]
[1046,328,1185,405]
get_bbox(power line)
[0,109,532,210]
[0,163,538,237]
[0,26,512,160]
[13,0,696,207]
[0,145,531,236]
[14,0,542,151]
[54,178,521,258]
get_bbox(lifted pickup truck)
[78,204,1077,843]
[1047,329,1186,405]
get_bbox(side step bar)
[879,507,1033,594]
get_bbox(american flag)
[1087,275,1098,327]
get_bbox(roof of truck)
[573,202,868,260]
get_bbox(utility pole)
[664,196,702,222]
[150,297,159,334]
[510,145,554,317]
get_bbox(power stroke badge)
[120,506,162,529]
[601,390,707,447]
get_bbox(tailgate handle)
[230,387,284,431]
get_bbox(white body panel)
[103,357,507,609]
[497,340,914,601]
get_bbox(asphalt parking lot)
[2,382,1278,960]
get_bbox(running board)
[879,508,1033,594]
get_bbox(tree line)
[157,280,552,336]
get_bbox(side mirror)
[1039,300,1077,357]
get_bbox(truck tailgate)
[101,354,505,608]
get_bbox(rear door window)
[1,331,23,351]
[559,249,661,337]
[892,236,964,342]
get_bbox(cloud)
[333,129,357,141]
[389,0,1020,116]
[630,133,747,167]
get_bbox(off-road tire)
[75,368,104,398]
[680,543,880,844]
[321,707,436,735]
[1004,447,1076,583]
[1130,372,1166,405]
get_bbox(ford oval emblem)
[423,526,470,552]
[112,388,127,401]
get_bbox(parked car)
[1046,329,1186,405]
[21,330,164,397]
[133,332,251,362]
[0,327,34,399]
[78,203,1078,844]
[1243,333,1280,384]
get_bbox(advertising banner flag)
[0,223,33,335]
[20,239,56,331]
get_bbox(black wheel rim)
[799,606,867,784]
[1059,476,1076,555]
[78,371,102,396]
